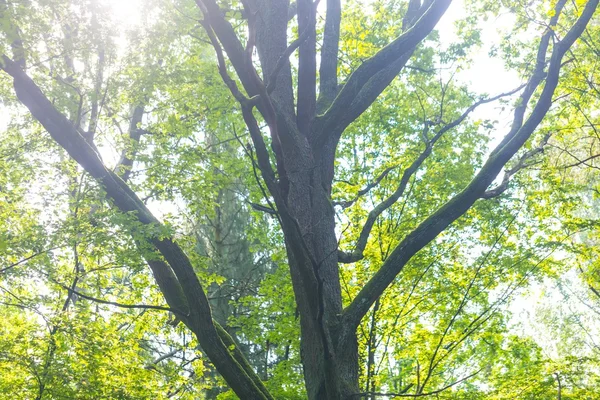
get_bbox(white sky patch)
[438,1,520,92]
[102,0,145,26]
[512,271,600,360]
[437,0,522,139]
[0,109,10,132]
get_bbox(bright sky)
[436,0,522,137]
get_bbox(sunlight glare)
[103,0,145,27]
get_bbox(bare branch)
[0,245,64,274]
[419,213,517,391]
[147,348,182,367]
[58,283,177,314]
[563,152,600,169]
[334,164,401,209]
[249,201,278,215]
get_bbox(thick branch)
[341,0,599,330]
[317,0,341,111]
[482,133,550,199]
[339,86,525,263]
[266,22,313,94]
[194,0,261,97]
[326,52,415,146]
[201,14,325,338]
[200,11,289,200]
[0,56,272,400]
[491,0,567,153]
[296,0,318,135]
[254,0,297,125]
[589,284,600,301]
[0,0,26,68]
[196,0,297,141]
[86,10,105,140]
[315,0,452,141]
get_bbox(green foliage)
[1,0,600,398]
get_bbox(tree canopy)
[1,0,600,399]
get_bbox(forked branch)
[341,0,599,331]
[315,0,452,142]
[482,133,551,199]
[339,85,526,264]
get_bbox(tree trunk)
[277,140,360,399]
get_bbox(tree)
[1,0,599,399]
